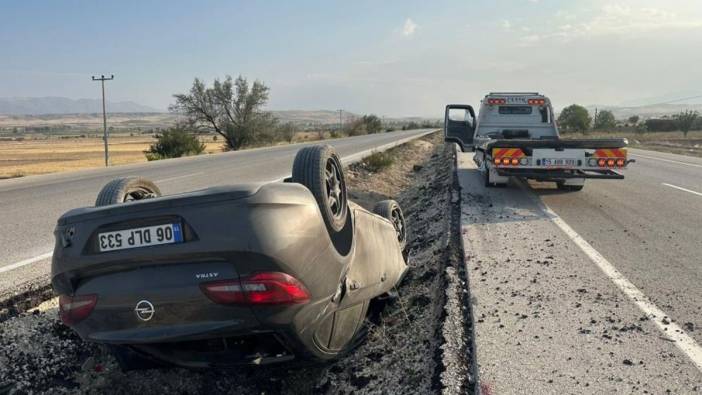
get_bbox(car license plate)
[542,158,577,167]
[98,223,183,252]
[505,96,528,105]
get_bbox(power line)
[91,74,114,167]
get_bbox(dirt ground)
[0,133,472,394]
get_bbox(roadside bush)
[277,122,296,143]
[644,118,678,132]
[361,150,394,172]
[346,114,383,136]
[144,126,206,161]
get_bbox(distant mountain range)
[0,97,161,115]
[585,103,702,119]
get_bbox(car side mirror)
[444,104,476,152]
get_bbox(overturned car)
[51,145,408,369]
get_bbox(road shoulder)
[457,152,702,394]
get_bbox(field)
[0,131,337,179]
[0,135,224,178]
[562,130,702,158]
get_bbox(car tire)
[556,182,584,192]
[292,145,348,233]
[373,200,407,250]
[95,177,162,206]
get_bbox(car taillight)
[59,294,97,325]
[201,272,310,305]
[487,98,506,105]
[527,98,546,105]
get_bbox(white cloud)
[501,19,512,30]
[402,18,418,37]
[517,3,702,44]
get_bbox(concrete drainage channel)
[0,133,480,394]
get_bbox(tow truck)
[444,92,633,191]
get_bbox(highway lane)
[0,129,434,288]
[533,148,702,346]
[458,149,702,393]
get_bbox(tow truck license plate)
[98,223,183,252]
[542,158,576,167]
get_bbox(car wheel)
[95,177,161,206]
[556,182,584,192]
[292,145,348,233]
[373,200,407,250]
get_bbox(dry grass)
[0,136,224,178]
[562,130,702,158]
[0,130,339,178]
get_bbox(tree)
[628,115,640,125]
[362,114,382,133]
[675,110,699,138]
[345,114,383,136]
[144,124,206,161]
[593,110,616,130]
[557,104,591,133]
[170,75,276,150]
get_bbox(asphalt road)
[458,148,702,393]
[0,129,434,291]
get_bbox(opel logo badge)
[134,300,155,322]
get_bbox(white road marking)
[663,183,702,197]
[630,152,702,169]
[521,183,702,372]
[155,172,204,183]
[0,252,53,274]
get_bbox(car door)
[444,104,476,152]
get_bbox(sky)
[1,0,701,117]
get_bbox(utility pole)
[593,107,598,130]
[338,109,343,132]
[92,74,114,167]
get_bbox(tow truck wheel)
[556,182,584,192]
[484,169,493,187]
[484,168,506,188]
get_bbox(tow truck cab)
[444,92,632,191]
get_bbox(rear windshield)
[499,106,532,115]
